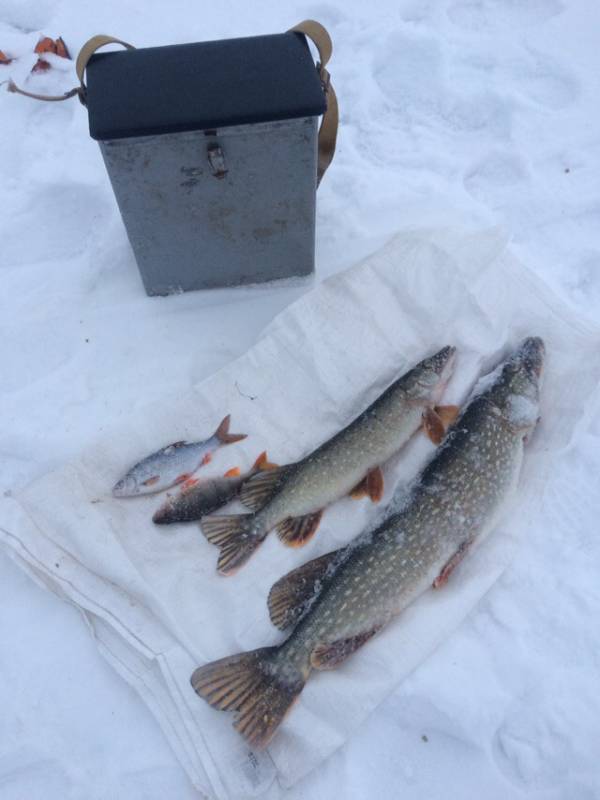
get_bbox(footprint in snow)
[119,764,199,797]
[0,750,71,799]
[399,0,437,24]
[566,251,600,311]
[492,709,571,789]
[511,49,579,110]
[373,31,444,111]
[373,31,511,139]
[1,183,112,268]
[464,152,528,203]
[447,0,564,31]
[0,0,54,31]
[299,3,345,27]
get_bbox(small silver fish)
[190,337,544,749]
[152,452,277,524]
[112,415,247,497]
[201,347,457,574]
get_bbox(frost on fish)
[507,394,539,429]
[191,337,545,748]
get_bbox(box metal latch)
[207,142,228,179]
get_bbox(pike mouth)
[428,346,457,402]
[417,346,457,389]
[439,346,457,381]
[517,336,545,379]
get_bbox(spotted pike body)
[191,337,545,749]
[201,346,457,574]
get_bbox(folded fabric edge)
[88,613,212,797]
[0,501,238,800]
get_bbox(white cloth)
[2,228,599,800]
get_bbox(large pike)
[191,337,544,748]
[201,347,457,574]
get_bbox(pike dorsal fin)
[422,407,445,445]
[239,465,291,511]
[268,550,340,631]
[423,404,461,445]
[434,404,460,429]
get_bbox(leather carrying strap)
[5,23,338,183]
[75,35,135,104]
[5,35,134,104]
[289,20,339,186]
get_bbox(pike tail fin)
[214,414,247,445]
[201,514,263,575]
[190,646,306,749]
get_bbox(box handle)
[4,23,338,186]
[289,20,339,186]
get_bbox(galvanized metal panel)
[100,116,318,295]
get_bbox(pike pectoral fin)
[422,407,446,445]
[268,550,340,631]
[433,538,474,588]
[423,404,460,445]
[435,404,460,429]
[239,466,291,511]
[367,466,384,502]
[276,510,323,548]
[311,622,386,670]
[142,475,160,487]
[349,478,368,499]
[350,466,384,502]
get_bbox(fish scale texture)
[1,2,600,800]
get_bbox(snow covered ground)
[1,1,599,798]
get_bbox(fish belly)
[265,409,423,525]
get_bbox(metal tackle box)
[84,25,335,295]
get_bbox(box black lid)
[85,32,327,140]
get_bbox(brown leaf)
[32,59,52,73]
[0,49,13,65]
[34,36,57,55]
[55,37,71,59]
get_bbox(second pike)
[201,346,457,574]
